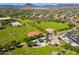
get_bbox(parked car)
[39,37,46,42]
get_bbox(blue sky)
[0,3,59,6]
[0,3,25,5]
[33,3,58,6]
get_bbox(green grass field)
[7,45,77,55]
[0,24,40,45]
[0,21,71,45]
[31,22,70,32]
[0,21,73,55]
[7,45,62,55]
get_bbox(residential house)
[27,31,41,38]
[45,28,57,36]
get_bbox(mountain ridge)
[0,3,79,8]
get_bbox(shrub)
[10,40,17,46]
[27,41,34,47]
[36,33,44,38]
[62,43,72,50]
[8,45,15,50]
[16,42,24,48]
[24,37,32,43]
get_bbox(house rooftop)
[27,31,41,37]
[45,28,54,33]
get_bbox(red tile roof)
[27,31,40,37]
[45,28,54,34]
